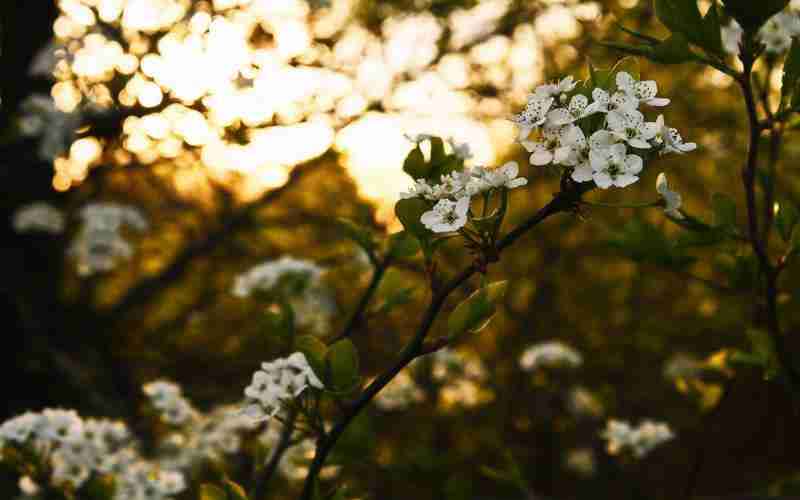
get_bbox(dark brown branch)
[101,162,322,322]
[251,407,298,500]
[738,54,800,397]
[329,256,392,343]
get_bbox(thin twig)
[251,407,299,500]
[329,257,392,343]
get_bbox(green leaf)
[223,479,249,500]
[402,146,428,180]
[336,218,376,257]
[395,197,432,240]
[700,1,724,56]
[776,201,799,243]
[723,0,789,32]
[373,286,415,315]
[429,136,447,166]
[447,281,508,337]
[652,33,695,63]
[783,39,800,101]
[711,192,738,230]
[200,484,228,500]
[295,335,328,380]
[387,230,420,258]
[655,0,704,37]
[326,338,360,392]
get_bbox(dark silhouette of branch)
[101,161,322,323]
[329,256,392,343]
[251,407,298,500]
[737,53,800,396]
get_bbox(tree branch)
[738,56,800,398]
[251,407,299,500]
[101,162,322,322]
[329,256,392,343]
[298,181,588,500]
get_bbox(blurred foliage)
[3,1,800,500]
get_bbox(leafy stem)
[298,179,590,500]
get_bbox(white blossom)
[420,196,470,233]
[519,341,582,370]
[616,71,670,107]
[241,352,324,422]
[606,109,658,149]
[521,125,563,166]
[654,115,697,154]
[656,172,684,219]
[13,202,65,234]
[546,94,598,126]
[482,161,527,190]
[511,95,555,140]
[589,143,643,189]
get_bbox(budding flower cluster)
[233,256,335,334]
[512,73,695,190]
[242,352,324,422]
[400,158,528,234]
[143,380,196,425]
[602,419,674,458]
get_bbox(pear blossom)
[589,143,643,189]
[606,109,658,149]
[242,352,324,422]
[654,115,696,154]
[404,133,435,144]
[521,126,562,166]
[656,173,683,219]
[532,75,578,99]
[483,161,528,189]
[546,94,598,126]
[400,178,434,200]
[616,71,670,107]
[421,196,471,233]
[555,128,612,182]
[511,95,555,139]
[586,88,638,118]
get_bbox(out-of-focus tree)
[2,1,800,500]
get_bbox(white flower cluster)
[602,419,674,458]
[242,352,324,422]
[512,73,695,189]
[723,8,800,56]
[233,257,335,335]
[12,202,65,234]
[0,408,186,499]
[68,202,148,276]
[400,159,527,233]
[143,380,196,425]
[17,94,82,161]
[519,340,583,371]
